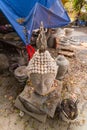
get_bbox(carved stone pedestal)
[15,97,47,122]
[15,80,62,122]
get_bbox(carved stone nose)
[40,80,44,89]
[40,80,47,94]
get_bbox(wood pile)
[58,46,75,58]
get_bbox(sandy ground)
[0,27,87,130]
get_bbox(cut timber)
[0,39,26,56]
[60,46,74,52]
[58,50,75,57]
[0,39,25,50]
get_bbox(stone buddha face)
[30,73,56,95]
[27,50,58,96]
[26,23,58,95]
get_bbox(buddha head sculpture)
[27,50,58,95]
[27,22,58,95]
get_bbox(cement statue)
[15,22,63,122]
[27,22,58,95]
[15,22,78,124]
[27,50,58,95]
[56,55,69,80]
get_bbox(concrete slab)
[15,97,47,123]
[15,80,62,118]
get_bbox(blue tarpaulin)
[0,0,70,45]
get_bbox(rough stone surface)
[15,97,47,123]
[30,73,57,96]
[56,55,69,80]
[0,27,87,130]
[0,54,9,73]
[15,80,62,120]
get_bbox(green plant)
[72,0,86,17]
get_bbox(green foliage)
[62,0,87,20]
[84,4,87,11]
[72,0,87,18]
[73,0,84,12]
[79,13,87,21]
[64,1,73,12]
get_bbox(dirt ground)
[0,27,87,130]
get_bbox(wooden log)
[60,46,74,52]
[58,50,75,57]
